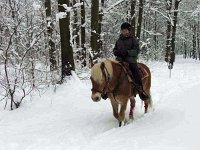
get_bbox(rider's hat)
[121,22,131,31]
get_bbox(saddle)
[119,62,149,83]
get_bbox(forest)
[0,0,199,109]
[1,1,200,149]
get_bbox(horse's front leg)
[118,100,128,127]
[109,95,119,120]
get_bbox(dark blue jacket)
[113,34,140,63]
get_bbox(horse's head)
[90,76,104,102]
[90,60,113,102]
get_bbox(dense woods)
[0,0,200,109]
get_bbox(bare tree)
[98,0,104,53]
[192,22,197,59]
[197,11,200,60]
[170,0,182,66]
[72,0,80,48]
[136,0,144,40]
[45,0,57,71]
[58,0,75,79]
[91,0,99,60]
[80,0,86,66]
[0,0,48,110]
[130,0,136,36]
[165,0,172,63]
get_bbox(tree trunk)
[136,0,144,41]
[165,0,172,62]
[80,0,86,66]
[45,0,57,71]
[184,31,187,59]
[126,1,129,22]
[154,11,157,53]
[91,0,99,60]
[98,0,104,54]
[192,24,197,59]
[170,0,181,65]
[198,13,200,60]
[58,0,75,79]
[130,0,136,36]
[184,40,187,59]
[72,0,80,48]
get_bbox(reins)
[91,61,130,102]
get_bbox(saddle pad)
[119,62,149,82]
[119,62,133,82]
[138,65,149,80]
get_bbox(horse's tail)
[141,92,153,112]
[148,92,153,109]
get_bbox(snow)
[30,37,37,48]
[143,29,162,36]
[73,3,83,8]
[192,5,200,16]
[56,12,67,22]
[92,30,97,34]
[150,7,170,21]
[81,22,86,27]
[47,21,51,28]
[56,4,73,21]
[63,4,72,12]
[106,0,127,12]
[0,56,200,150]
[33,2,41,10]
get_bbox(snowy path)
[0,56,200,150]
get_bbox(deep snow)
[0,56,200,150]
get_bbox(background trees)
[0,0,199,109]
[58,0,75,79]
[91,0,100,61]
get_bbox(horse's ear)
[94,60,98,64]
[91,59,98,67]
[100,62,105,70]
[91,61,94,67]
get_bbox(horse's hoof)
[118,119,127,127]
[127,118,134,125]
[129,115,134,120]
[119,121,122,127]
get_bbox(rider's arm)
[113,41,120,57]
[127,38,140,57]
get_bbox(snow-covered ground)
[0,56,200,150]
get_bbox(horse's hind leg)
[144,100,148,113]
[118,100,128,127]
[144,90,152,113]
[129,97,135,120]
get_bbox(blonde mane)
[91,59,115,83]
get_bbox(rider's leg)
[129,63,149,100]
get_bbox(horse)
[90,59,153,127]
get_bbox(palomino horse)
[90,59,152,127]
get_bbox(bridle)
[91,62,128,100]
[91,62,112,99]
